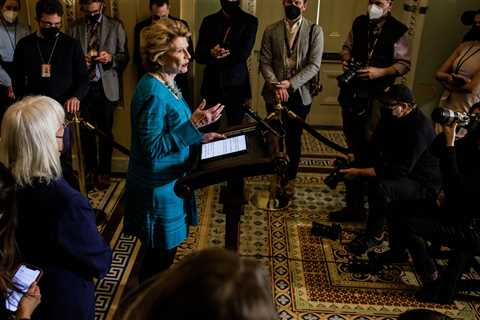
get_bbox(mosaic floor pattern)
[176,174,479,320]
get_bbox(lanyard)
[222,25,231,45]
[36,35,60,65]
[367,24,381,64]
[454,45,480,74]
[1,19,17,51]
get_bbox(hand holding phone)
[5,264,42,312]
[16,282,41,319]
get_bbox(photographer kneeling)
[331,0,411,222]
[338,85,442,256]
[396,103,480,304]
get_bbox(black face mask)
[463,25,480,42]
[88,12,101,23]
[285,5,301,21]
[220,0,240,15]
[40,27,59,40]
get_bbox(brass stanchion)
[250,97,291,211]
[71,112,87,196]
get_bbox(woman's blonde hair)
[0,96,64,186]
[141,18,191,73]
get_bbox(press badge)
[41,64,51,78]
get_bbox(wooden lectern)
[174,123,288,251]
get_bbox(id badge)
[41,64,51,78]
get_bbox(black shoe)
[347,234,383,256]
[368,249,409,266]
[329,207,367,222]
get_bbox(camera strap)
[454,45,480,74]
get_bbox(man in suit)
[196,0,258,127]
[70,0,128,190]
[260,0,324,197]
[134,0,193,105]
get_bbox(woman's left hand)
[191,100,225,128]
[202,132,226,143]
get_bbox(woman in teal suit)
[125,19,224,281]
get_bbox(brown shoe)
[96,174,110,191]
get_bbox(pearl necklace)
[150,72,182,100]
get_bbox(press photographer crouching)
[331,0,411,222]
[392,103,480,304]
[335,84,442,257]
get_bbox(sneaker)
[329,207,367,222]
[347,234,383,256]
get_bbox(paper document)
[201,135,247,160]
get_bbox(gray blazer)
[69,15,129,102]
[260,17,324,105]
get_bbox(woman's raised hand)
[191,100,225,128]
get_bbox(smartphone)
[5,264,42,312]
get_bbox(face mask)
[40,27,60,40]
[87,12,101,23]
[61,127,71,155]
[220,0,240,15]
[368,4,384,20]
[285,5,301,21]
[463,25,480,42]
[2,10,18,23]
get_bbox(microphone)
[241,105,283,137]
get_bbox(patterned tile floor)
[176,174,479,320]
[93,130,480,319]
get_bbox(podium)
[174,123,288,251]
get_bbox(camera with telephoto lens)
[431,107,480,127]
[311,222,342,241]
[337,59,366,88]
[324,157,351,190]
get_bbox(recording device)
[5,264,42,312]
[311,222,342,241]
[324,157,350,190]
[336,59,366,88]
[431,107,480,127]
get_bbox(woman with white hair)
[0,95,112,320]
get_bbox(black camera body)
[311,222,342,241]
[324,157,350,190]
[337,60,366,88]
[431,107,480,127]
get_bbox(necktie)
[87,22,99,80]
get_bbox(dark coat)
[196,9,258,100]
[16,178,112,320]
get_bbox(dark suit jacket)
[16,178,112,320]
[195,9,258,100]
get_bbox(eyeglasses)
[39,20,62,28]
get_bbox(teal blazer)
[125,74,203,249]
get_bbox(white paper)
[201,135,247,160]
